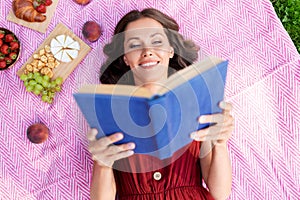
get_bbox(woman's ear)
[169,47,174,58]
[123,56,129,66]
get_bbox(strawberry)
[5,34,14,43]
[36,4,46,13]
[0,31,4,39]
[0,44,9,55]
[0,39,3,47]
[5,57,12,65]
[9,52,17,60]
[10,41,19,51]
[0,60,6,69]
[44,0,52,6]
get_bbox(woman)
[88,8,234,200]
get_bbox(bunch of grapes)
[20,72,63,104]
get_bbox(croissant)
[12,0,46,22]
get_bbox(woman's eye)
[129,44,141,48]
[152,40,162,45]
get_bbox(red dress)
[113,141,214,200]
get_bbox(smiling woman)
[89,8,234,200]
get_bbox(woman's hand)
[190,101,234,144]
[87,128,135,168]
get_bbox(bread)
[12,0,46,22]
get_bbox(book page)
[158,56,224,95]
[78,84,153,98]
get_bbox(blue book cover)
[73,56,228,159]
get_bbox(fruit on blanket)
[27,123,49,144]
[82,21,101,42]
[73,0,91,5]
[5,34,14,43]
[0,61,6,69]
[0,44,9,55]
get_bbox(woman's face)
[123,17,174,87]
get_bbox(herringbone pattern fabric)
[0,0,299,199]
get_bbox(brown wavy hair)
[100,8,199,84]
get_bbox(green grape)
[48,92,55,98]
[36,76,43,84]
[20,74,28,81]
[27,73,33,79]
[55,77,63,85]
[43,75,50,82]
[34,84,44,91]
[26,85,34,92]
[33,72,40,79]
[55,86,61,92]
[24,80,29,87]
[42,90,48,96]
[41,80,50,88]
[50,81,56,88]
[47,98,53,104]
[33,89,41,95]
[41,95,49,102]
[29,80,37,86]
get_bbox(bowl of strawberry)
[0,28,21,71]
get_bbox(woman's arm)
[200,141,232,200]
[90,162,116,200]
[191,101,234,200]
[87,129,135,200]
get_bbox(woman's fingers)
[89,132,124,153]
[109,150,135,161]
[219,101,233,112]
[87,128,98,141]
[191,125,233,141]
[87,129,136,167]
[191,101,234,142]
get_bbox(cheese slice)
[51,46,63,55]
[65,49,78,59]
[56,35,66,46]
[50,38,63,48]
[61,50,72,63]
[64,36,75,48]
[68,41,80,50]
[54,50,63,61]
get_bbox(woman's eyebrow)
[125,37,140,44]
[150,32,165,38]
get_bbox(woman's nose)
[142,48,153,57]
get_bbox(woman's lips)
[138,61,160,69]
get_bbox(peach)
[27,123,49,144]
[82,21,102,43]
[73,0,91,5]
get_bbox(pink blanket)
[0,0,299,199]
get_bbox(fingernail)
[128,150,134,155]
[115,133,123,139]
[219,101,225,108]
[127,143,135,149]
[199,116,205,123]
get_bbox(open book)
[73,56,228,159]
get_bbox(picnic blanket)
[0,0,299,199]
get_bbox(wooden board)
[6,0,59,33]
[17,23,91,82]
